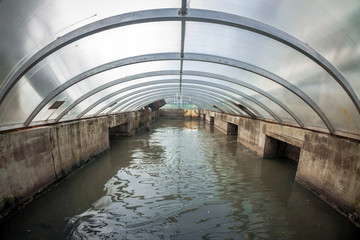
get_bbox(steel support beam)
[74,81,254,121]
[179,0,187,109]
[184,80,280,121]
[126,96,210,113]
[115,88,244,115]
[95,86,176,116]
[119,90,237,114]
[185,53,334,132]
[120,87,249,116]
[24,54,180,126]
[95,85,242,116]
[1,8,358,129]
[70,79,267,122]
[79,69,284,118]
[132,95,233,114]
[117,91,225,113]
[24,53,330,131]
[163,98,209,110]
[183,70,303,127]
[58,80,176,121]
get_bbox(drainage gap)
[210,116,214,125]
[264,135,300,162]
[227,122,238,136]
[109,122,129,137]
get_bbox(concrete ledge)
[201,110,360,227]
[0,110,159,218]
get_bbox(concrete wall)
[0,110,155,217]
[201,110,360,227]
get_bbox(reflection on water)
[1,119,359,240]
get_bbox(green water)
[0,119,359,239]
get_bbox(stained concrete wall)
[201,110,360,227]
[0,127,56,213]
[0,110,155,217]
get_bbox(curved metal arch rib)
[24,54,180,126]
[95,85,242,116]
[163,98,210,111]
[183,87,246,115]
[60,77,278,123]
[132,95,232,113]
[96,86,176,115]
[185,80,280,121]
[164,99,211,111]
[103,85,243,116]
[186,53,334,132]
[113,87,245,115]
[56,80,176,122]
[122,93,235,114]
[74,80,268,121]
[25,53,332,131]
[83,69,284,119]
[118,86,251,116]
[118,90,237,114]
[162,98,215,112]
[72,80,264,121]
[0,8,357,129]
[26,54,306,127]
[111,90,234,113]
[125,95,215,113]
[183,70,303,127]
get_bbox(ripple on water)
[65,120,360,240]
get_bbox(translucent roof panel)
[190,0,360,95]
[182,88,245,116]
[185,22,360,134]
[113,87,240,114]
[33,61,181,122]
[183,75,297,125]
[0,1,359,138]
[96,88,174,116]
[182,60,327,129]
[87,87,180,117]
[183,83,274,120]
[62,83,180,121]
[49,78,181,122]
[126,93,236,114]
[115,91,179,113]
[0,0,181,83]
[0,22,181,126]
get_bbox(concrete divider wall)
[0,127,55,214]
[0,110,155,217]
[201,110,360,226]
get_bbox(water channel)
[0,119,359,239]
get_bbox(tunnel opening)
[263,135,300,163]
[109,122,130,137]
[227,122,238,136]
[210,116,214,125]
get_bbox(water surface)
[0,119,359,239]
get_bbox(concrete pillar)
[145,106,150,130]
[0,110,159,218]
[203,110,360,227]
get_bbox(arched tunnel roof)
[0,0,359,139]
